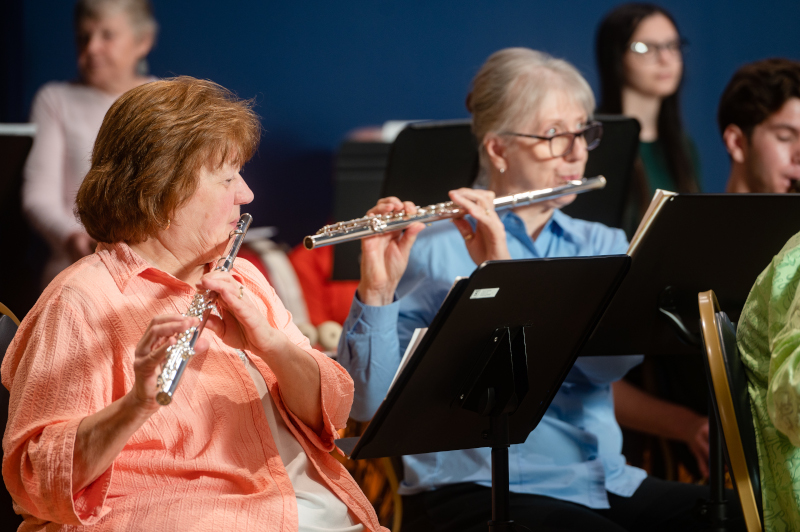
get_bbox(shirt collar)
[97,242,152,293]
[97,242,231,294]
[499,209,566,257]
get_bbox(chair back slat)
[699,290,763,532]
[715,311,763,520]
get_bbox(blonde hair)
[467,48,595,173]
[74,0,158,38]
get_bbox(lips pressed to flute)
[303,176,606,250]
[155,213,253,406]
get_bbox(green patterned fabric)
[738,230,800,531]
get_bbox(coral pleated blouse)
[2,242,385,532]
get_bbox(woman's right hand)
[357,197,425,306]
[449,188,510,265]
[130,315,209,414]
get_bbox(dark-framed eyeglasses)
[629,38,689,60]
[500,121,603,158]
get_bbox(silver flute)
[156,213,253,406]
[304,176,606,250]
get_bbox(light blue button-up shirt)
[338,209,646,509]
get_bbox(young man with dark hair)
[719,58,800,193]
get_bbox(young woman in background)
[596,3,700,234]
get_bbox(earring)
[165,219,171,230]
[499,166,506,174]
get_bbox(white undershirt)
[242,353,365,532]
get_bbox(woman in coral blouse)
[3,77,385,532]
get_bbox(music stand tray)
[339,256,630,531]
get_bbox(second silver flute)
[304,176,606,250]
[156,213,253,406]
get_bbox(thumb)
[204,314,225,339]
[194,337,211,355]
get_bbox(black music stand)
[582,193,800,358]
[579,193,800,531]
[381,119,479,207]
[338,256,630,531]
[562,114,640,231]
[331,141,391,280]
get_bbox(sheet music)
[626,188,677,257]
[387,327,427,396]
[386,276,467,397]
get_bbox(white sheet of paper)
[384,276,465,398]
[387,327,428,397]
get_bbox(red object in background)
[236,246,271,282]
[288,244,358,326]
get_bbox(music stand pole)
[489,413,512,532]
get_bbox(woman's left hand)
[450,188,511,265]
[200,271,283,356]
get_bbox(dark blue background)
[7,1,800,246]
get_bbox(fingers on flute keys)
[367,197,418,218]
[138,315,199,355]
[449,188,498,239]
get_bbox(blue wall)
[16,0,800,246]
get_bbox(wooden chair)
[698,290,763,532]
[0,303,22,529]
[0,302,19,326]
[380,457,403,532]
[334,419,402,530]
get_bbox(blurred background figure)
[719,58,800,193]
[22,0,156,285]
[596,3,700,235]
[596,2,708,484]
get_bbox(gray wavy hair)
[467,48,595,175]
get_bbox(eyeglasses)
[629,38,688,61]
[500,121,603,158]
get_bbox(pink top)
[22,82,149,283]
[2,242,386,532]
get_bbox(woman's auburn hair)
[76,76,260,244]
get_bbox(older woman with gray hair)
[337,48,744,531]
[23,0,157,285]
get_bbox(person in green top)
[738,231,800,531]
[595,3,701,236]
[594,3,707,485]
[731,59,800,531]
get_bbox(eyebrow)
[768,123,800,133]
[537,117,588,129]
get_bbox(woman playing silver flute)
[2,77,385,532]
[337,48,744,531]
